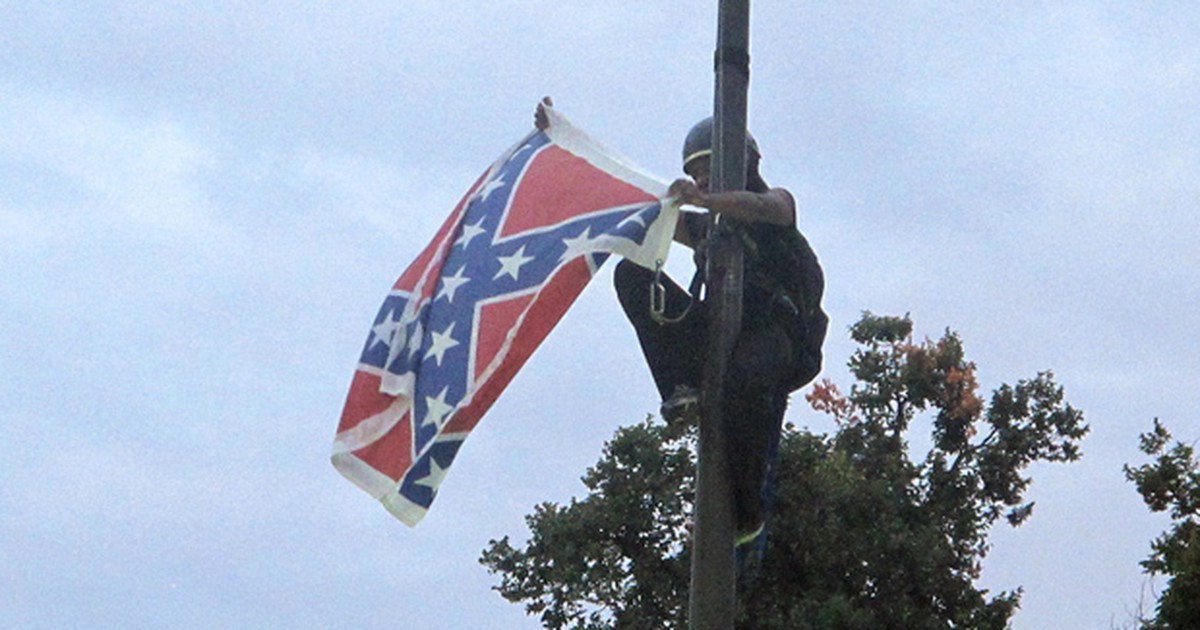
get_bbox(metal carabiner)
[649,259,691,325]
[650,260,668,319]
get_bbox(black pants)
[614,259,793,533]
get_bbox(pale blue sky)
[3,3,1198,628]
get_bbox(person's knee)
[613,258,649,290]
[613,259,651,312]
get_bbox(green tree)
[1125,420,1200,629]
[481,313,1088,629]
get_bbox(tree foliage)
[481,313,1088,629]
[480,416,696,629]
[1125,420,1200,629]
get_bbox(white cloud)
[288,146,475,248]
[0,87,226,237]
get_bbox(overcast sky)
[3,3,1198,628]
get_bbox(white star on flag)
[437,267,470,303]
[422,386,455,429]
[426,322,459,366]
[618,211,648,229]
[404,319,425,359]
[456,219,487,249]
[476,177,506,203]
[494,245,535,281]
[415,458,450,493]
[559,227,596,263]
[371,309,401,349]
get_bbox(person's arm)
[668,178,795,226]
[673,210,705,248]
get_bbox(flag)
[332,105,679,525]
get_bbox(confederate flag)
[332,105,679,525]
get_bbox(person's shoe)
[734,523,765,548]
[735,523,767,586]
[660,385,699,424]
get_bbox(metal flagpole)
[688,1,750,628]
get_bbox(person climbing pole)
[613,110,828,571]
[535,96,828,573]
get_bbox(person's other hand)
[668,177,704,207]
[534,96,553,130]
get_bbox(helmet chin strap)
[682,117,759,172]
